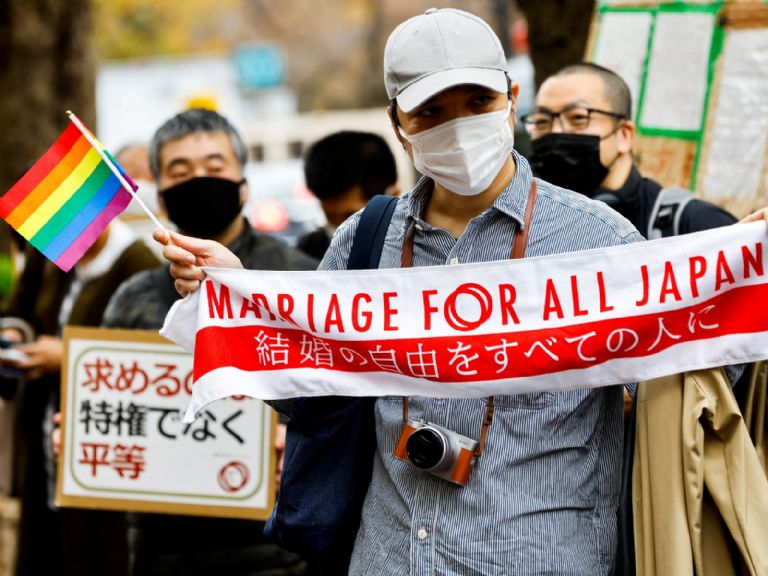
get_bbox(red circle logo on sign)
[218,460,250,493]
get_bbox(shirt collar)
[404,149,533,229]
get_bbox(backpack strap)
[647,187,695,239]
[347,195,398,271]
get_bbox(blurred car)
[243,160,326,246]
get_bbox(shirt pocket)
[493,391,554,410]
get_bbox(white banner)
[161,223,768,421]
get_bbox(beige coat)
[738,362,767,475]
[633,368,768,576]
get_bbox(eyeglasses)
[522,106,626,137]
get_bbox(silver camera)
[393,418,479,486]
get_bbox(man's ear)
[509,81,521,124]
[239,178,250,206]
[617,119,635,154]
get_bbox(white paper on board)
[700,29,768,199]
[593,11,653,119]
[640,12,715,132]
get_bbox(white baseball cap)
[384,8,509,113]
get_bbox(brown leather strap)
[399,178,538,459]
[474,396,495,456]
[511,179,537,260]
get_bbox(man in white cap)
[157,8,768,575]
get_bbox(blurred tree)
[242,0,495,110]
[92,0,242,59]
[516,0,596,89]
[0,0,96,194]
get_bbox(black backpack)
[264,195,398,573]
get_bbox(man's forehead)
[160,131,235,165]
[419,84,500,105]
[536,72,609,108]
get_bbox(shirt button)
[417,528,428,540]
[449,257,459,265]
[414,223,424,231]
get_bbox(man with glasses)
[526,62,743,573]
[524,62,736,238]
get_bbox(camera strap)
[399,177,537,458]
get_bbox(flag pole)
[66,111,168,233]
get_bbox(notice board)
[590,0,768,217]
[56,327,276,520]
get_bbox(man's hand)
[153,229,243,297]
[740,207,768,230]
[15,335,63,381]
[275,423,287,490]
[52,411,62,457]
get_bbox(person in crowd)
[297,130,399,260]
[115,143,154,189]
[527,63,745,403]
[102,107,315,576]
[526,62,745,573]
[3,216,159,575]
[526,62,736,238]
[114,143,164,237]
[156,9,768,575]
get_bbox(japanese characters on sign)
[57,327,275,520]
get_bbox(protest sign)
[56,327,275,519]
[591,1,768,215]
[161,222,768,422]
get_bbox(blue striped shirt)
[319,151,644,575]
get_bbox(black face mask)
[161,176,244,238]
[529,133,609,196]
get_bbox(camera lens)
[406,427,447,470]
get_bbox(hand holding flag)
[153,228,243,297]
[0,112,165,272]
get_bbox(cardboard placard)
[56,327,276,520]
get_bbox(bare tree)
[0,0,96,194]
[517,0,596,89]
[242,0,497,111]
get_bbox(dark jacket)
[596,166,737,237]
[9,239,160,576]
[296,227,332,262]
[102,220,317,576]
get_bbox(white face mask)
[399,102,515,196]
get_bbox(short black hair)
[149,108,248,179]
[553,62,632,119]
[303,131,397,201]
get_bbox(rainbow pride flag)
[0,118,135,272]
